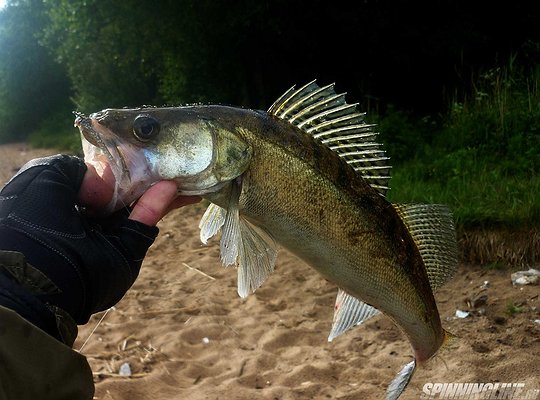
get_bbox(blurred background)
[0,0,538,243]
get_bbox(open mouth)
[74,112,131,184]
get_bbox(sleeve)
[0,305,94,400]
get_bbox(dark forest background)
[0,0,539,232]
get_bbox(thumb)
[128,181,179,226]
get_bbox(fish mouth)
[74,112,99,146]
[74,111,131,183]
[74,111,137,211]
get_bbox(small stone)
[511,269,540,286]
[119,362,132,377]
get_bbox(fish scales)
[207,107,443,362]
[75,81,458,399]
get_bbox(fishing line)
[78,306,114,353]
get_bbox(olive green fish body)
[202,108,444,362]
[76,81,458,399]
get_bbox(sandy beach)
[1,144,539,399]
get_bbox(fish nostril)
[73,111,87,127]
[89,111,105,122]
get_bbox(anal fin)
[328,289,379,342]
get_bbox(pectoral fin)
[328,289,379,342]
[199,203,226,244]
[199,178,278,298]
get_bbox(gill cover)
[150,119,252,195]
[213,126,253,182]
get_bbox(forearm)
[0,250,77,344]
[0,305,94,400]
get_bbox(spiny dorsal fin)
[268,80,391,196]
[393,203,459,290]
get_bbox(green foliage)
[506,302,523,316]
[0,0,71,142]
[27,107,81,152]
[389,159,540,228]
[439,59,540,167]
[41,0,162,112]
[40,1,260,110]
[371,106,439,164]
[386,59,540,229]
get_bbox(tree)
[42,0,164,112]
[0,0,71,142]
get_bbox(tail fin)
[386,329,456,399]
[386,359,416,400]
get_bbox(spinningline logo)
[421,382,540,399]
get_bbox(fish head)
[75,106,252,211]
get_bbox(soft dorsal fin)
[393,203,459,290]
[268,80,391,196]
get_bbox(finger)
[166,195,202,213]
[77,163,115,209]
[128,181,179,226]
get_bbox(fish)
[75,81,459,399]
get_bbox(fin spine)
[269,80,390,196]
[302,104,360,130]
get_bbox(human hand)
[0,155,199,343]
[78,162,201,225]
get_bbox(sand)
[1,144,539,399]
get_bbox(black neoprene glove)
[0,155,158,344]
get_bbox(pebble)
[119,362,132,377]
[511,268,540,285]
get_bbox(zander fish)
[75,81,459,399]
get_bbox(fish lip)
[74,112,131,184]
[74,112,100,147]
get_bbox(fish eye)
[133,115,160,141]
